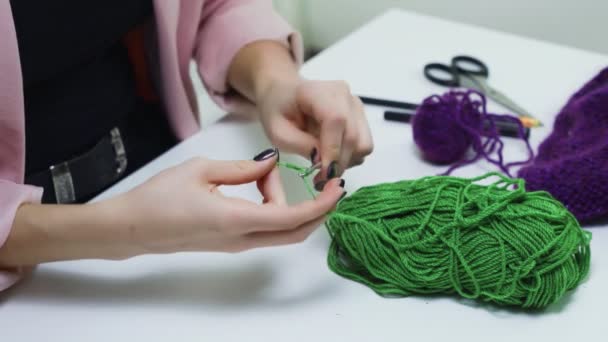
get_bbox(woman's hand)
[256,78,374,189]
[227,41,374,190]
[1,149,344,267]
[111,149,345,255]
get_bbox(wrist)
[103,191,186,257]
[0,200,138,267]
[95,193,163,258]
[89,197,145,260]
[253,69,301,103]
[228,40,301,103]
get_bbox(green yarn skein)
[325,172,591,309]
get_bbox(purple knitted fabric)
[518,67,608,223]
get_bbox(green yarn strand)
[277,161,317,198]
[326,172,591,309]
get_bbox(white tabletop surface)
[2,9,608,341]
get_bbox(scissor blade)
[460,75,542,127]
[484,86,541,123]
[458,74,486,93]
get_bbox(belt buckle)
[110,127,128,175]
[50,162,76,204]
[49,127,128,204]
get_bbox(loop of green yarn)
[325,172,592,309]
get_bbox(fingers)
[314,101,348,180]
[297,83,349,179]
[256,165,287,205]
[229,178,345,233]
[338,114,357,173]
[297,81,374,181]
[318,111,346,179]
[202,148,278,185]
[264,116,318,157]
[351,96,374,166]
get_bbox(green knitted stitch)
[324,172,591,309]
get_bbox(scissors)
[424,55,542,128]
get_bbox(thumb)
[204,148,279,185]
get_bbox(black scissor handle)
[424,63,460,87]
[452,55,489,77]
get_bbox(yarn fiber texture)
[412,90,533,177]
[326,173,591,309]
[518,67,608,223]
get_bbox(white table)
[3,9,608,341]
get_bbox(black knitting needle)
[384,110,530,139]
[359,95,418,110]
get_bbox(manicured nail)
[314,180,327,192]
[339,179,345,188]
[327,161,338,179]
[310,148,318,163]
[253,147,277,161]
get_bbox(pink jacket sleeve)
[0,0,45,291]
[0,182,43,291]
[195,0,304,112]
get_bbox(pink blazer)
[0,0,303,290]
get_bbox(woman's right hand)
[109,148,345,256]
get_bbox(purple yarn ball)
[412,93,475,164]
[411,90,532,177]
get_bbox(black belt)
[25,127,128,204]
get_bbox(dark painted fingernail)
[339,179,345,188]
[310,148,317,163]
[253,147,277,161]
[314,180,327,192]
[327,161,338,179]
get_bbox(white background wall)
[275,0,607,55]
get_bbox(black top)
[9,0,166,175]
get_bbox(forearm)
[0,200,137,267]
[227,40,300,102]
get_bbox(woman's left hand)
[256,78,373,188]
